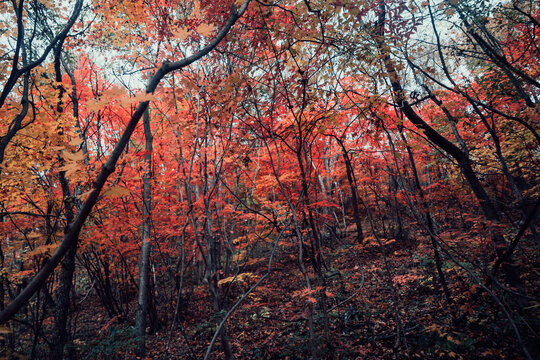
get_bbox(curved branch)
[0,0,251,324]
[0,0,83,110]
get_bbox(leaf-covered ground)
[65,227,540,360]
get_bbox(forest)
[0,0,538,359]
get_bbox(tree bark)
[135,108,153,358]
[398,130,453,307]
[375,5,514,277]
[336,137,364,244]
[50,42,77,360]
[0,0,251,325]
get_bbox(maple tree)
[0,0,538,359]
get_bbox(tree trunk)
[50,43,78,360]
[399,130,453,308]
[336,137,364,244]
[135,108,153,357]
[375,6,519,284]
[0,3,249,326]
[49,240,76,360]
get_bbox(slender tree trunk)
[398,130,453,307]
[203,146,234,360]
[49,238,76,360]
[263,127,318,360]
[430,85,539,247]
[50,43,77,360]
[296,146,333,350]
[471,105,539,245]
[135,108,153,357]
[335,137,364,244]
[375,6,520,284]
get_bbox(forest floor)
[66,227,540,360]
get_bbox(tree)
[1,0,539,359]
[0,0,251,326]
[0,0,83,165]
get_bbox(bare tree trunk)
[49,234,76,360]
[135,108,153,357]
[397,129,453,308]
[375,5,520,285]
[200,117,234,360]
[335,137,364,244]
[426,74,539,245]
[296,145,333,350]
[262,124,318,359]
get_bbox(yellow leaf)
[77,189,93,200]
[69,137,83,146]
[217,272,256,286]
[104,87,126,98]
[173,27,191,41]
[104,186,131,197]
[244,258,265,266]
[118,92,155,107]
[57,162,81,177]
[27,244,58,257]
[0,326,12,334]
[134,92,155,103]
[86,88,126,111]
[197,23,215,37]
[86,98,106,112]
[27,232,42,239]
[62,150,84,162]
[218,276,235,286]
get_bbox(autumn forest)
[0,0,539,358]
